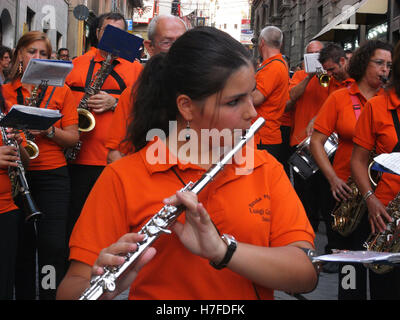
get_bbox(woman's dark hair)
[0,46,11,60]
[392,41,400,97]
[125,26,252,152]
[348,40,393,82]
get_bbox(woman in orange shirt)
[57,27,318,300]
[310,40,393,300]
[2,31,79,300]
[351,41,400,300]
[0,86,30,299]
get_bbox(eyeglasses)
[156,39,175,49]
[370,59,392,69]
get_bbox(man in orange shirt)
[252,26,289,163]
[106,14,187,164]
[65,12,143,241]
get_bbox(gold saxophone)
[364,189,400,274]
[65,53,116,161]
[331,152,378,237]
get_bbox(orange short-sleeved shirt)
[66,49,143,166]
[0,139,18,214]
[69,140,315,300]
[104,85,134,155]
[2,80,78,171]
[314,83,384,181]
[289,71,353,146]
[353,88,400,206]
[255,54,289,145]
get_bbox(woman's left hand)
[166,191,226,264]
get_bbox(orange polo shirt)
[69,139,315,300]
[255,54,289,145]
[314,82,383,181]
[0,139,18,214]
[66,48,143,166]
[104,85,134,155]
[289,72,353,146]
[2,80,78,171]
[353,88,400,206]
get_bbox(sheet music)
[303,53,325,74]
[21,59,73,87]
[315,250,400,264]
[0,105,62,130]
[373,153,400,176]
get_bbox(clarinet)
[0,111,42,223]
[78,117,265,300]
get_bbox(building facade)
[67,0,144,58]
[0,0,69,50]
[252,0,394,69]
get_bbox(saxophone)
[363,191,400,274]
[78,117,265,300]
[65,53,117,161]
[331,151,379,237]
[0,111,42,222]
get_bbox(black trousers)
[279,125,292,177]
[14,166,70,300]
[67,164,105,243]
[0,209,20,300]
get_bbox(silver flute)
[79,117,265,300]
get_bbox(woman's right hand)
[0,145,19,168]
[92,233,156,299]
[329,176,352,202]
[366,195,392,234]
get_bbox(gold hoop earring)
[18,61,23,76]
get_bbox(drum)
[288,133,338,180]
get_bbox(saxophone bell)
[77,108,96,132]
[25,139,39,160]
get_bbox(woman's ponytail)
[125,53,177,152]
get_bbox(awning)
[312,0,388,42]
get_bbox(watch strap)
[210,234,237,270]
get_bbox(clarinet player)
[57,27,317,300]
[2,31,79,300]
[0,86,29,300]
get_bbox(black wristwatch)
[210,234,237,270]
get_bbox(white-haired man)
[252,26,289,163]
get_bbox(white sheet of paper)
[374,153,400,175]
[304,53,325,74]
[21,59,73,87]
[316,250,400,264]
